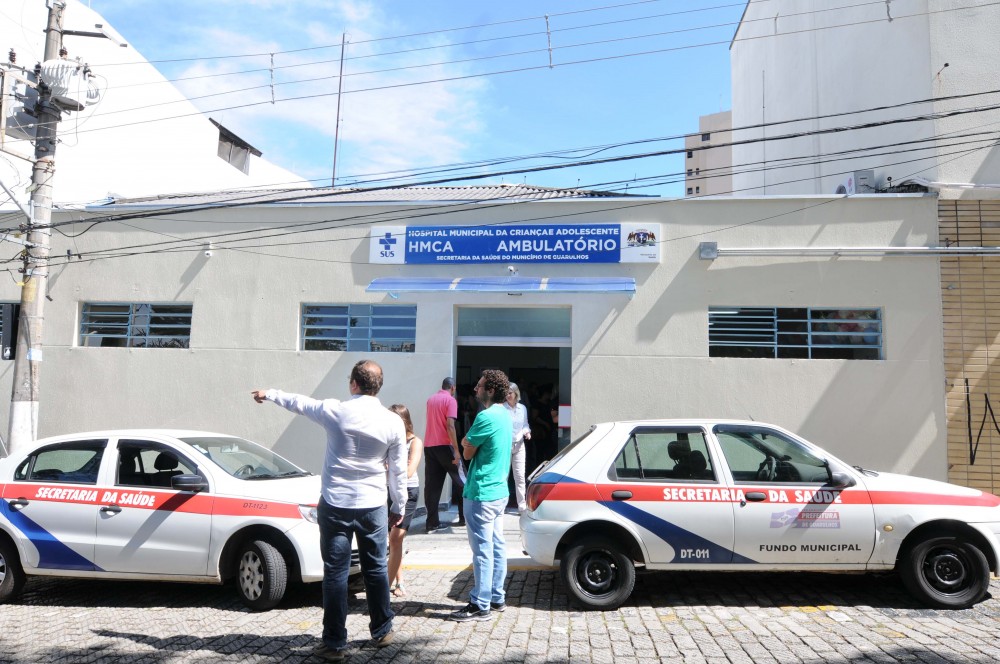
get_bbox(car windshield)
[180,436,311,480]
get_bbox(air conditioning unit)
[852,170,876,194]
[836,170,877,195]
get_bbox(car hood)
[221,474,323,504]
[859,470,1000,503]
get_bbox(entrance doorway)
[455,306,572,504]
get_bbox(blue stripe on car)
[533,472,583,484]
[1,499,100,571]
[599,500,756,564]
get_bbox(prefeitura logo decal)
[770,508,841,529]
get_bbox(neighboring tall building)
[730,0,1000,197]
[684,110,732,197]
[0,0,307,205]
[729,0,1000,494]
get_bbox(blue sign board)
[369,223,660,264]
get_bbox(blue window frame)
[302,304,416,353]
[80,303,193,348]
[709,307,882,360]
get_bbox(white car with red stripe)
[0,430,349,610]
[521,420,1000,610]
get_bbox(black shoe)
[453,519,466,527]
[424,523,446,533]
[449,602,491,622]
[490,601,506,612]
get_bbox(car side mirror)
[822,458,856,489]
[828,472,856,489]
[171,474,208,492]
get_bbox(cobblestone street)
[4,559,1000,663]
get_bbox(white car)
[0,430,351,610]
[521,420,1000,610]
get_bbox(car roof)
[30,429,241,447]
[596,419,777,428]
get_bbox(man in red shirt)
[423,377,465,532]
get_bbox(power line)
[21,85,1000,226]
[94,0,863,95]
[90,0,738,67]
[18,0,995,142]
[37,94,1000,241]
[42,128,998,268]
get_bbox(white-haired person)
[504,382,531,514]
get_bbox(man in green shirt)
[449,369,512,622]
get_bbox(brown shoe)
[374,630,394,648]
[312,642,346,662]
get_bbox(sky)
[80,0,740,197]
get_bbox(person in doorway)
[251,359,406,662]
[423,377,465,532]
[504,382,531,514]
[531,384,557,466]
[387,403,423,597]
[450,369,513,622]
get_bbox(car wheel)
[0,538,26,603]
[560,536,635,610]
[899,535,990,609]
[236,539,288,611]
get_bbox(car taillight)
[527,483,555,511]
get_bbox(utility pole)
[331,32,346,188]
[7,1,63,452]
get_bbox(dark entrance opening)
[456,345,562,508]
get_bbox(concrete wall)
[0,194,945,483]
[730,0,1000,197]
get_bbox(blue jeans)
[317,500,393,650]
[463,497,507,610]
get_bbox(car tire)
[236,539,288,611]
[899,535,990,609]
[560,536,635,610]
[0,538,26,603]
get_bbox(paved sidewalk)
[4,508,1000,663]
[403,507,539,571]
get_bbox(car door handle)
[744,491,767,502]
[8,498,29,509]
[611,490,633,501]
[100,504,122,514]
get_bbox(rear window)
[612,427,715,482]
[14,440,107,484]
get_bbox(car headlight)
[298,504,318,523]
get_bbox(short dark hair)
[351,360,383,396]
[442,377,456,390]
[479,369,509,406]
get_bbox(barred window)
[80,303,193,348]
[709,307,882,360]
[302,304,416,353]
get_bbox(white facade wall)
[0,195,945,484]
[730,0,1000,197]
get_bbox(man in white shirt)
[252,359,406,662]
